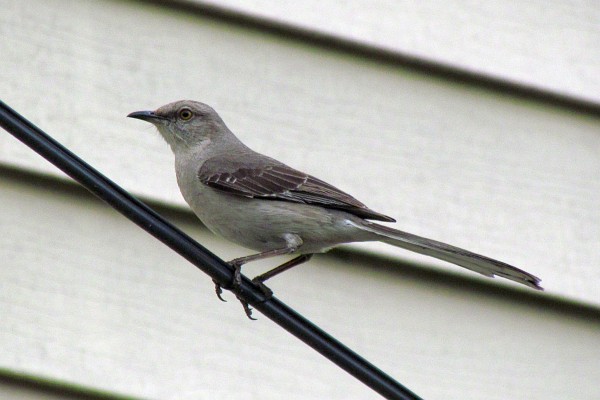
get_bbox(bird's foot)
[232,278,272,321]
[213,276,258,320]
[212,279,227,302]
[216,260,274,320]
[237,296,257,320]
[212,261,243,302]
[225,261,259,320]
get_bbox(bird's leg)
[227,247,298,289]
[231,248,300,320]
[237,254,312,319]
[251,254,313,298]
[212,247,299,316]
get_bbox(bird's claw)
[238,296,257,320]
[212,262,243,302]
[213,262,273,320]
[213,279,227,302]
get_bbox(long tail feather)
[360,222,543,290]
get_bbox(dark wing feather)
[199,158,395,222]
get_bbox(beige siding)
[192,0,600,103]
[1,172,599,400]
[1,0,599,399]
[1,0,599,304]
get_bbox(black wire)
[0,100,422,400]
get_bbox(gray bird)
[128,100,542,317]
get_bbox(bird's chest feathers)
[174,151,210,207]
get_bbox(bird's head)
[128,100,228,152]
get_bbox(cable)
[0,100,422,400]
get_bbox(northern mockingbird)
[128,100,542,317]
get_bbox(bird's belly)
[183,185,364,253]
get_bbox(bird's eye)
[178,108,193,121]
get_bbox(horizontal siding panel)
[190,0,600,103]
[0,0,599,305]
[1,174,599,400]
[0,370,136,400]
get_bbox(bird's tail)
[358,221,542,290]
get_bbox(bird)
[128,100,542,318]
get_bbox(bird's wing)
[198,156,395,222]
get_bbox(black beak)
[127,110,167,122]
